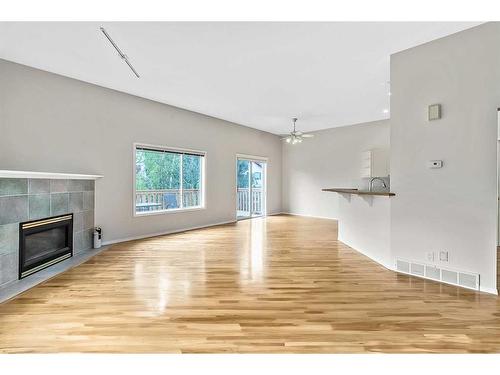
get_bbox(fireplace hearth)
[19,214,73,279]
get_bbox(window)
[134,144,205,215]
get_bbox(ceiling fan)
[282,118,314,144]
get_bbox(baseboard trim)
[280,212,338,221]
[481,287,499,295]
[102,213,287,247]
[339,238,498,296]
[338,236,393,271]
[102,219,238,246]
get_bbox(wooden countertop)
[322,188,396,197]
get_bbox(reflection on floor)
[1,215,500,353]
[236,210,263,220]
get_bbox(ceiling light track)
[100,27,140,78]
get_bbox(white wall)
[390,22,500,294]
[0,59,282,243]
[282,120,390,219]
[338,195,391,268]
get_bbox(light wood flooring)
[1,215,500,353]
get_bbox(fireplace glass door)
[19,214,73,279]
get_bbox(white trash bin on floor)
[93,227,102,249]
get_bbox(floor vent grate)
[395,258,480,291]
[410,262,425,277]
[425,265,440,280]
[396,259,410,274]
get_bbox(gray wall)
[0,59,283,243]
[282,120,390,218]
[390,22,500,293]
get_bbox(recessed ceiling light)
[383,109,389,114]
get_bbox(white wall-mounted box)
[428,104,442,121]
[360,149,390,178]
[360,150,372,178]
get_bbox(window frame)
[133,142,206,217]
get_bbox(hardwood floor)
[1,214,500,353]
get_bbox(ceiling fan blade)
[302,134,315,138]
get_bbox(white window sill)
[134,206,206,217]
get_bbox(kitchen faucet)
[369,177,387,192]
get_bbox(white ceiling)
[0,22,480,134]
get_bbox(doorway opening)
[236,156,267,220]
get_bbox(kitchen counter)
[322,188,395,197]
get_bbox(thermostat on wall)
[428,160,443,169]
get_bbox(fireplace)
[19,214,73,279]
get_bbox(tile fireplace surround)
[0,176,96,288]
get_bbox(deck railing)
[136,188,262,214]
[237,188,263,215]
[135,189,201,212]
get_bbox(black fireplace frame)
[18,213,73,279]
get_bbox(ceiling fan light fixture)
[283,117,313,145]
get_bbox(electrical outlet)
[426,252,435,262]
[439,251,449,262]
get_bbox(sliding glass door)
[236,157,266,220]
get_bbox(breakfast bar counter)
[323,187,393,269]
[322,188,395,197]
